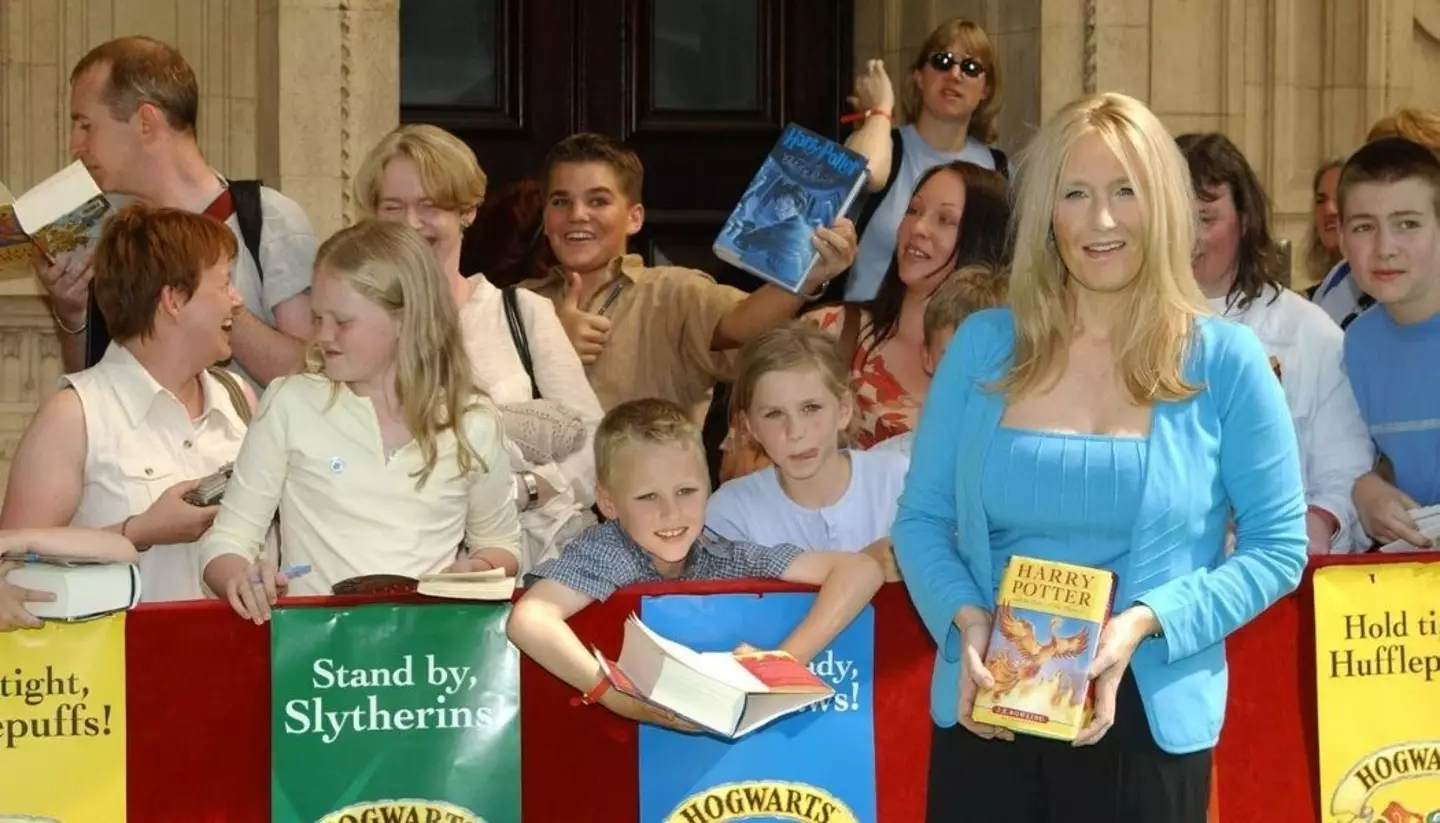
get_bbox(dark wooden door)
[399,0,853,290]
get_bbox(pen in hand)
[251,563,311,586]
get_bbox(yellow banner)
[1315,563,1440,823]
[0,615,127,822]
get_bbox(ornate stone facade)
[2,0,1437,499]
[0,0,397,501]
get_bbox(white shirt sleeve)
[463,408,525,564]
[199,377,294,571]
[1297,318,1375,551]
[519,288,603,505]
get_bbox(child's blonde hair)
[924,263,1009,346]
[595,398,704,487]
[308,220,488,488]
[729,321,853,420]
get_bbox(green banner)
[271,603,520,823]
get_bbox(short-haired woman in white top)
[1,205,254,602]
[353,124,603,571]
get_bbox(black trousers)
[926,671,1211,823]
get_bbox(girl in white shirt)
[353,124,602,571]
[201,221,522,621]
[706,322,906,575]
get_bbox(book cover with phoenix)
[971,555,1117,741]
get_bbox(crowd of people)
[1,18,1436,821]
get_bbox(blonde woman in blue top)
[892,92,1307,822]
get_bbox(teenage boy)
[506,398,884,729]
[1339,137,1440,549]
[520,133,858,424]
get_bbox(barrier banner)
[0,614,127,823]
[637,593,876,823]
[270,603,520,823]
[1314,562,1440,823]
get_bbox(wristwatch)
[520,471,540,510]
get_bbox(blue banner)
[638,593,876,823]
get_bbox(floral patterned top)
[808,305,922,449]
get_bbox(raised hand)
[556,269,612,365]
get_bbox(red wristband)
[571,677,611,707]
[840,108,892,125]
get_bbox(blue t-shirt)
[1343,308,1440,506]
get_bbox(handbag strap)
[502,286,541,400]
[206,366,252,425]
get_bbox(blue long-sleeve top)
[892,308,1308,754]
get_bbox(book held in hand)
[594,614,834,739]
[1378,504,1440,553]
[713,123,869,293]
[1,556,142,622]
[971,555,1117,742]
[0,161,114,269]
[417,566,516,601]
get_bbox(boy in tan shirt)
[520,133,857,423]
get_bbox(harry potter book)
[594,614,834,739]
[971,555,1117,741]
[0,161,114,269]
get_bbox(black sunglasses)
[927,52,985,78]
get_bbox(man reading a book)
[506,398,883,730]
[34,35,317,389]
[518,133,858,424]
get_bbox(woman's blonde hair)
[998,92,1208,404]
[307,220,488,488]
[729,321,853,420]
[1305,157,1345,286]
[1366,107,1440,153]
[901,18,1001,145]
[352,123,488,216]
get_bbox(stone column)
[257,0,399,240]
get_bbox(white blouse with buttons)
[64,344,250,602]
[198,372,523,595]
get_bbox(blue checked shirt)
[523,520,804,602]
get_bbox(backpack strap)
[502,286,541,399]
[822,128,904,303]
[837,303,863,371]
[228,180,266,283]
[990,146,1011,180]
[206,366,252,425]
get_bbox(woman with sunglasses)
[838,18,1006,302]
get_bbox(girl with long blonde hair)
[893,92,1307,821]
[201,221,522,620]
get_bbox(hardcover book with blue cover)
[714,123,869,293]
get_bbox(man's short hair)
[594,398,702,487]
[544,133,644,204]
[923,263,1008,346]
[71,36,199,133]
[1338,137,1440,220]
[93,203,237,341]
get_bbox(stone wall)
[0,0,398,503]
[852,0,1440,288]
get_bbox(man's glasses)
[928,52,985,79]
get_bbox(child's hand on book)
[957,608,1014,742]
[1073,605,1158,747]
[0,560,54,632]
[801,219,858,294]
[602,689,702,734]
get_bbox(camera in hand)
[183,463,234,506]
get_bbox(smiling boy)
[1338,137,1440,548]
[518,133,857,425]
[505,398,884,729]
